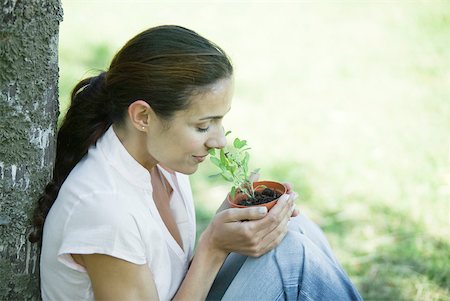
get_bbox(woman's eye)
[197,126,210,133]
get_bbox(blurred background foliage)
[59,1,449,300]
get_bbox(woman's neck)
[112,123,158,172]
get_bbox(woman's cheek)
[186,137,204,153]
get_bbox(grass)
[59,1,449,300]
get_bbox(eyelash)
[197,126,210,133]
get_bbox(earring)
[141,126,145,130]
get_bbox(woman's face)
[145,77,233,174]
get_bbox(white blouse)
[40,126,196,301]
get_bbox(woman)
[30,25,363,301]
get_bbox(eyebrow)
[198,115,223,121]
[198,107,231,121]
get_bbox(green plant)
[208,131,260,199]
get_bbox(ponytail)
[29,72,112,244]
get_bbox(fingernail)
[258,207,268,215]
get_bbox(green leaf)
[233,138,247,149]
[254,184,267,190]
[207,133,261,198]
[210,157,222,168]
[222,173,233,182]
[208,173,223,179]
[243,166,248,177]
[220,149,227,165]
[243,152,250,167]
[233,138,240,148]
[230,186,237,199]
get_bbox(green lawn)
[60,1,450,300]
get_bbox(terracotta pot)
[227,180,287,210]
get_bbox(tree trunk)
[0,0,62,299]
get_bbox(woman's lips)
[193,155,207,163]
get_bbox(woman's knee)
[273,230,307,287]
[289,214,340,264]
[273,230,363,301]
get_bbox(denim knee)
[274,229,363,301]
[274,230,306,300]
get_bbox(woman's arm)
[74,253,159,301]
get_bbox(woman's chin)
[163,163,199,175]
[182,165,199,175]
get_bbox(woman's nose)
[206,127,227,149]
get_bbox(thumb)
[221,206,268,222]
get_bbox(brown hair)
[29,25,233,243]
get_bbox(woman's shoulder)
[60,143,128,200]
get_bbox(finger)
[273,194,293,216]
[219,206,267,223]
[259,229,288,256]
[288,192,299,201]
[270,196,295,228]
[282,182,293,193]
[251,194,291,231]
[291,208,300,217]
[258,213,290,255]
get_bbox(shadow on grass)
[369,204,447,300]
[331,203,450,301]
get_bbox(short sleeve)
[57,192,147,272]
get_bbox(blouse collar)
[97,126,152,191]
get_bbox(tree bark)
[0,0,62,299]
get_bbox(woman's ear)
[127,100,154,132]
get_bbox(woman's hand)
[283,182,300,217]
[203,193,295,258]
[176,183,299,300]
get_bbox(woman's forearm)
[172,229,228,301]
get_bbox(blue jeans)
[207,214,364,301]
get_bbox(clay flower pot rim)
[227,180,287,210]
